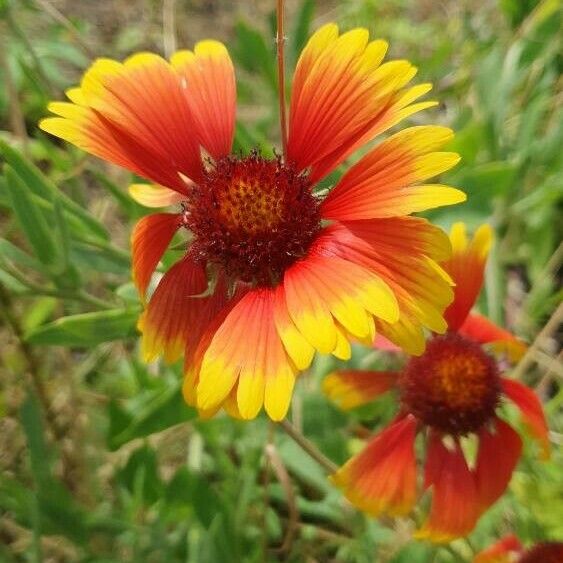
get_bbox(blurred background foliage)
[0,0,561,561]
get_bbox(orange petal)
[288,25,438,182]
[416,433,479,542]
[473,535,523,563]
[196,288,297,421]
[283,242,399,355]
[322,126,463,220]
[318,219,454,355]
[128,184,186,208]
[331,415,418,517]
[475,417,522,513]
[442,223,493,330]
[140,256,220,364]
[502,378,550,460]
[41,53,203,189]
[459,313,527,362]
[171,40,236,159]
[131,213,181,300]
[323,370,397,410]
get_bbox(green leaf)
[25,308,140,346]
[165,466,222,527]
[107,380,197,450]
[0,140,108,240]
[3,165,61,272]
[117,445,163,505]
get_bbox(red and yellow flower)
[40,25,465,421]
[325,223,550,541]
[474,535,563,563]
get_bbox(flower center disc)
[400,333,501,435]
[186,153,321,286]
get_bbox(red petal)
[321,126,462,220]
[131,213,181,300]
[288,25,435,183]
[331,415,418,517]
[443,223,493,330]
[475,417,522,512]
[171,41,236,159]
[459,313,527,362]
[41,54,203,189]
[316,219,454,355]
[474,535,523,563]
[323,370,397,410]
[140,256,219,364]
[416,433,479,542]
[502,378,550,460]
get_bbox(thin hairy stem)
[276,0,288,157]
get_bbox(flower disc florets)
[185,152,321,286]
[400,333,501,435]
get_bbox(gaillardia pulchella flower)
[325,224,550,541]
[40,25,465,421]
[474,535,563,563]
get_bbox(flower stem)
[278,419,338,474]
[276,0,288,158]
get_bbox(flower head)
[325,223,550,541]
[40,25,465,421]
[474,536,563,563]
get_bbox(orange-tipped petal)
[331,415,418,517]
[322,126,463,220]
[442,223,493,331]
[288,25,437,182]
[128,184,187,208]
[41,53,203,190]
[323,370,397,410]
[318,219,454,355]
[171,40,236,159]
[502,378,550,460]
[475,417,522,513]
[131,213,181,300]
[283,242,399,356]
[416,433,479,542]
[196,288,297,421]
[473,535,523,563]
[140,256,222,364]
[459,313,527,362]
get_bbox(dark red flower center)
[519,543,563,563]
[185,153,321,286]
[400,333,501,435]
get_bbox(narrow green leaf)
[108,381,197,450]
[0,140,108,240]
[3,165,61,272]
[25,307,140,346]
[290,0,315,66]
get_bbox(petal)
[318,219,454,355]
[459,313,527,362]
[140,256,222,364]
[131,213,181,300]
[171,40,236,159]
[475,418,522,512]
[289,25,438,182]
[502,378,550,460]
[473,535,523,563]
[416,433,479,542]
[273,285,315,370]
[331,415,418,517]
[128,183,186,208]
[196,288,297,421]
[283,241,399,355]
[322,126,463,220]
[41,53,203,189]
[323,370,397,410]
[442,223,493,330]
